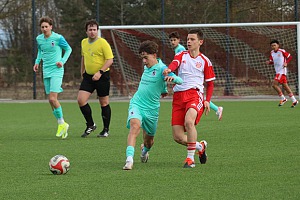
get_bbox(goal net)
[99,22,300,99]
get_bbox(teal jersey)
[174,43,185,54]
[130,59,182,110]
[35,31,72,78]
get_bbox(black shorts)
[79,71,110,97]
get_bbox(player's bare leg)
[283,83,298,107]
[172,125,187,145]
[140,131,153,163]
[123,118,141,170]
[273,81,287,106]
[49,92,69,138]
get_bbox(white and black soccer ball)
[49,155,70,175]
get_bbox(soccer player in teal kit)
[123,40,183,170]
[33,16,72,139]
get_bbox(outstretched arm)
[204,81,214,115]
[164,72,182,84]
[162,66,182,84]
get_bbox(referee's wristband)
[99,70,104,75]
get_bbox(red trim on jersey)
[199,53,216,82]
[286,54,292,64]
[168,51,185,71]
[168,60,179,71]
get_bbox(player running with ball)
[123,40,183,170]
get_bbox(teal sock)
[126,146,135,158]
[53,106,63,119]
[210,101,218,112]
[142,146,151,156]
[52,109,58,119]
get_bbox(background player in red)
[266,40,298,107]
[163,29,215,168]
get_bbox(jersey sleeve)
[204,58,215,82]
[168,51,184,71]
[35,38,42,65]
[102,39,114,60]
[283,50,292,63]
[59,36,72,64]
[161,65,183,84]
[267,52,274,65]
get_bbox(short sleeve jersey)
[35,32,72,78]
[171,51,215,93]
[130,59,169,110]
[81,37,114,75]
[269,48,291,75]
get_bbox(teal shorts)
[43,77,63,94]
[126,105,159,136]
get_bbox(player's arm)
[165,60,179,74]
[35,46,42,64]
[163,53,183,76]
[92,58,113,81]
[100,58,113,72]
[284,51,292,66]
[204,80,214,115]
[203,59,215,115]
[164,73,183,84]
[81,56,85,76]
[266,54,274,65]
[161,81,168,98]
[162,66,183,84]
[59,36,72,65]
[33,42,41,72]
[99,40,114,72]
[205,81,214,103]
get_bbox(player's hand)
[164,76,174,82]
[204,100,210,115]
[161,93,168,98]
[163,68,171,76]
[92,71,101,81]
[56,62,63,68]
[33,64,39,72]
[283,62,287,67]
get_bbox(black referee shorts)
[79,71,110,97]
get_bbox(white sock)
[58,118,65,124]
[195,141,203,151]
[126,156,133,163]
[187,150,195,161]
[290,95,296,103]
[280,95,286,100]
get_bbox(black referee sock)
[101,104,111,130]
[80,103,94,127]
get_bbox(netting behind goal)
[100,23,299,98]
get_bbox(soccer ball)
[49,155,70,175]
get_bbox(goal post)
[99,22,300,100]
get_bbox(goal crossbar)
[100,22,300,99]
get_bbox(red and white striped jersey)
[269,48,291,75]
[169,51,215,93]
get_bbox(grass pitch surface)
[0,101,299,199]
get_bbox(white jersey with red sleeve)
[170,51,215,93]
[269,48,291,75]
